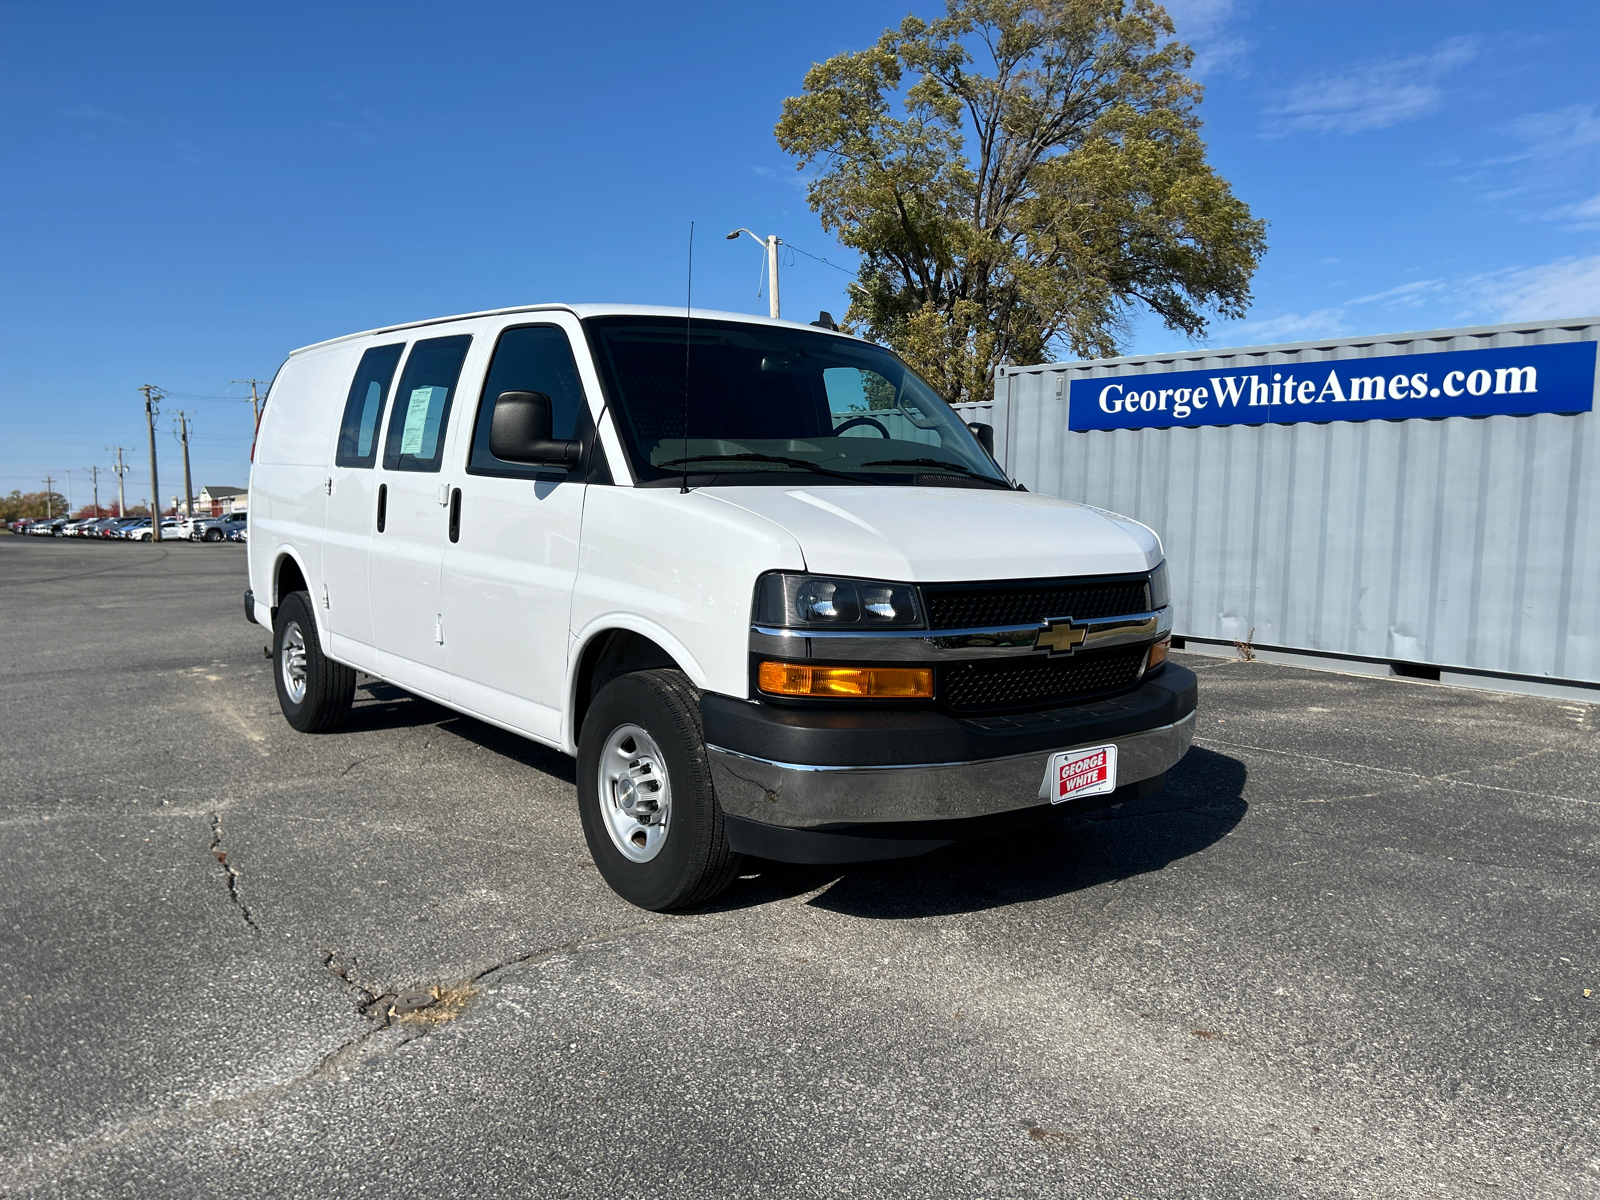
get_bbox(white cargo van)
[247,304,1195,909]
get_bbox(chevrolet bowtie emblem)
[1034,618,1088,655]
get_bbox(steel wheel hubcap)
[598,723,671,863]
[281,622,308,705]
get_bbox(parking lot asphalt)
[1,536,1596,1199]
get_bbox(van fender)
[268,543,328,642]
[563,614,708,754]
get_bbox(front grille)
[922,575,1151,630]
[941,646,1147,713]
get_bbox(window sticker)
[401,386,444,456]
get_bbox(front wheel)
[577,670,741,911]
[272,591,356,732]
[206,528,223,542]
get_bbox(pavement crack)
[471,918,675,986]
[209,812,260,934]
[5,1022,403,1185]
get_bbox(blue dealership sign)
[1068,340,1597,431]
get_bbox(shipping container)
[958,317,1600,698]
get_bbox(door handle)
[376,483,388,533]
[448,488,461,543]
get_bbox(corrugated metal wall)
[957,318,1600,684]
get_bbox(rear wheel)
[272,590,355,732]
[577,669,741,911]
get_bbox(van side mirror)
[966,421,995,457]
[490,391,582,467]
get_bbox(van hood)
[705,486,1161,582]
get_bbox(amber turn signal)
[1146,635,1171,671]
[758,661,934,699]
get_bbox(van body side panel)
[570,488,806,725]
[250,347,360,630]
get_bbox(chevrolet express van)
[247,304,1196,910]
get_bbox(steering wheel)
[833,416,890,438]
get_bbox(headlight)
[1148,561,1170,610]
[754,572,924,629]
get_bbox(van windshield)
[583,316,1008,487]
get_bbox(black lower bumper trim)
[244,589,257,625]
[724,773,1166,864]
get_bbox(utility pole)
[177,411,195,517]
[725,228,781,319]
[232,379,266,430]
[90,465,101,517]
[140,385,164,541]
[112,447,129,517]
[42,476,54,519]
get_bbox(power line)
[785,242,856,274]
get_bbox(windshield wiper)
[860,458,1011,486]
[660,452,882,484]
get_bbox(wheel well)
[274,554,308,611]
[572,630,679,742]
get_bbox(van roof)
[289,303,857,357]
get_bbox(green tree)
[0,490,71,522]
[775,0,1266,401]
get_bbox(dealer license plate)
[1043,744,1118,804]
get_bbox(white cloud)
[1465,256,1600,322]
[1162,0,1251,77]
[1542,192,1600,230]
[1209,308,1350,345]
[1262,36,1479,136]
[59,104,132,125]
[1500,104,1600,162]
[753,164,810,195]
[1347,279,1447,308]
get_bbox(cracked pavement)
[1,537,1597,1198]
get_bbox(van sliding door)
[369,331,476,698]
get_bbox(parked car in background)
[29,518,69,536]
[135,519,184,542]
[227,518,248,543]
[194,512,248,542]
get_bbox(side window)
[381,334,473,472]
[467,325,589,478]
[335,343,404,468]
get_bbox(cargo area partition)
[956,317,1600,696]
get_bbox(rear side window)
[335,343,404,467]
[382,335,473,472]
[468,325,588,478]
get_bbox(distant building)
[197,485,247,516]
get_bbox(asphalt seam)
[1195,736,1598,808]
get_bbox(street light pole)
[726,228,781,320]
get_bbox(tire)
[577,669,741,911]
[206,528,223,542]
[272,591,356,733]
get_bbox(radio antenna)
[682,220,694,494]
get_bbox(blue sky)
[2,0,1597,501]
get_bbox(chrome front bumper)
[707,710,1194,829]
